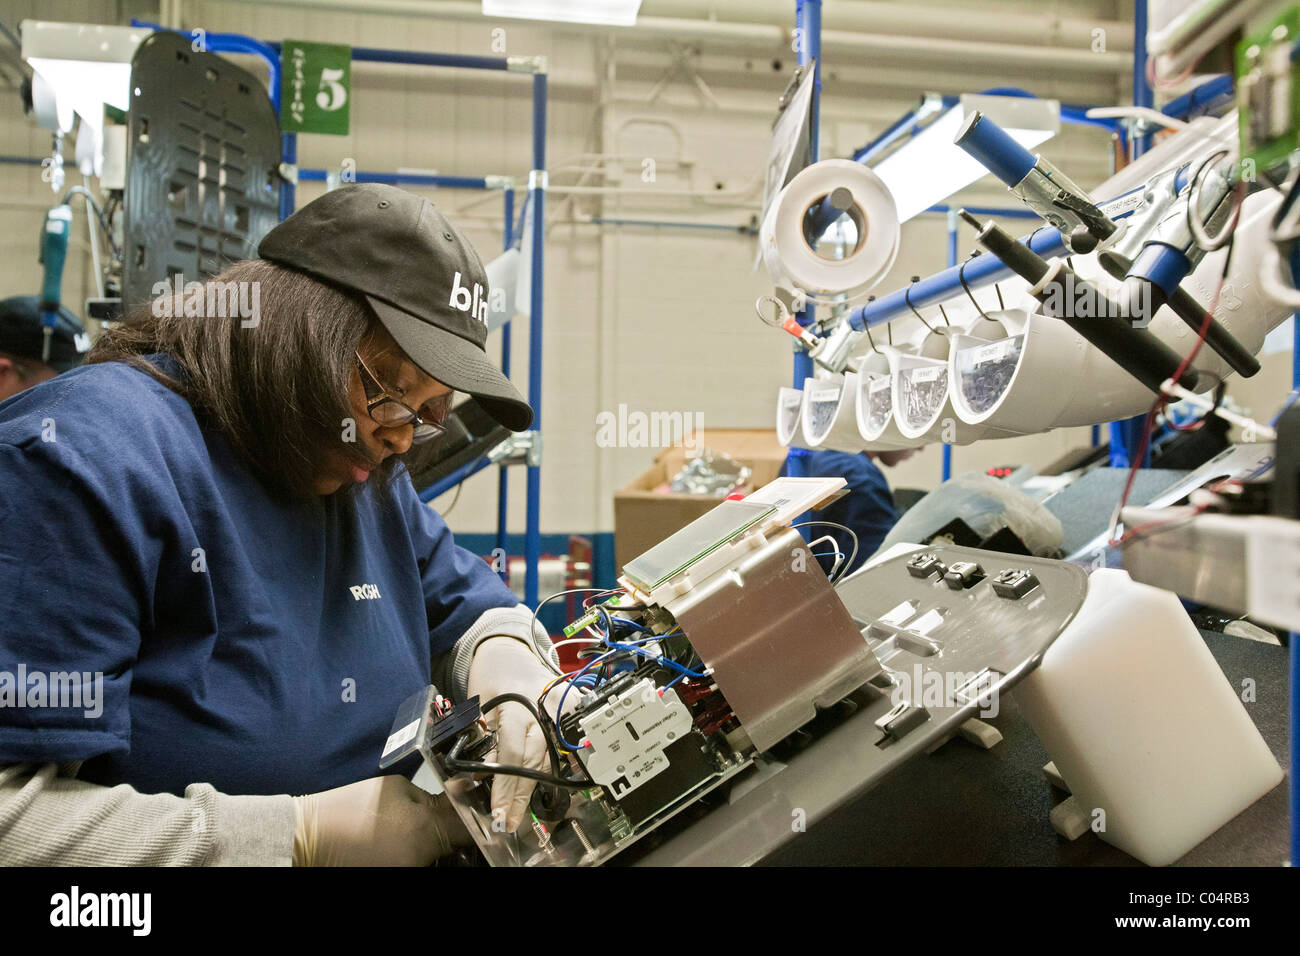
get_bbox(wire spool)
[761,159,901,302]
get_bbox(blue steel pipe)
[1133,0,1153,158]
[281,133,297,220]
[497,188,514,581]
[419,456,493,503]
[297,168,491,190]
[846,226,1068,330]
[942,209,958,483]
[350,46,511,70]
[130,21,282,111]
[1290,243,1300,865]
[789,0,822,484]
[954,111,1038,187]
[524,72,546,608]
[1109,0,1156,468]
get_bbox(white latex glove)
[292,774,471,866]
[465,635,562,833]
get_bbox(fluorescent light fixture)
[482,0,642,27]
[22,21,147,130]
[871,94,1059,223]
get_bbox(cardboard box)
[613,429,787,571]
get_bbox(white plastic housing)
[1014,568,1283,866]
[948,188,1291,437]
[775,385,811,449]
[800,372,864,452]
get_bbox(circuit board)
[1237,5,1300,173]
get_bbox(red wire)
[1109,182,1245,545]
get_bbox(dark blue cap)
[0,295,89,373]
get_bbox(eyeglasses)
[354,351,449,444]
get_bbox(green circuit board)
[1238,5,1300,174]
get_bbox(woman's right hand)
[292,774,470,866]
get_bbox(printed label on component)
[1098,186,1146,220]
[909,366,945,383]
[382,717,421,758]
[973,340,1013,365]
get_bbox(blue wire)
[605,641,708,678]
[556,649,619,750]
[555,628,700,751]
[661,671,689,693]
[1272,388,1300,426]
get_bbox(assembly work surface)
[755,629,1289,867]
[617,545,1099,866]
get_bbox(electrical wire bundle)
[538,601,709,752]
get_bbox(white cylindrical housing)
[775,385,811,449]
[800,372,864,452]
[949,188,1292,437]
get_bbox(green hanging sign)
[280,40,351,135]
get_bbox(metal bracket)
[528,169,548,191]
[484,174,516,190]
[278,161,299,184]
[507,54,547,74]
[488,430,542,467]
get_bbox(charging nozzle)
[959,210,1198,395]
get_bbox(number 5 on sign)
[280,40,352,135]
[317,68,348,111]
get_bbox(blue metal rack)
[132,21,549,608]
[789,0,1295,858]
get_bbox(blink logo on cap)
[448,272,489,327]
[255,182,534,432]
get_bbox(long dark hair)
[89,258,405,501]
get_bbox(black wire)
[994,283,1005,309]
[1186,148,1237,252]
[444,734,596,790]
[861,295,881,353]
[479,693,565,779]
[444,756,596,789]
[0,19,22,55]
[439,480,464,516]
[59,185,121,258]
[904,281,937,334]
[958,259,992,320]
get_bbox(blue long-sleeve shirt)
[784,450,898,577]
[0,357,521,797]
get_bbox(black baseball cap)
[0,296,89,373]
[257,183,532,431]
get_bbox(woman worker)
[0,184,560,865]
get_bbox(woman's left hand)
[465,636,561,833]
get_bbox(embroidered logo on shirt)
[349,583,382,601]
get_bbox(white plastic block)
[1015,568,1283,866]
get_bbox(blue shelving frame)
[131,21,549,608]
